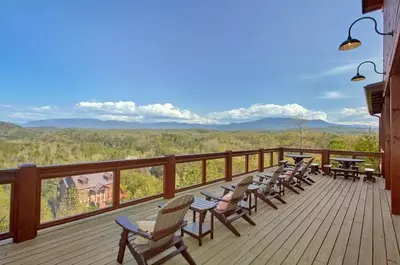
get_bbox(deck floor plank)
[1,173,399,265]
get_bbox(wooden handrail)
[0,169,17,184]
[38,156,168,178]
[282,147,323,154]
[0,146,384,243]
[328,150,382,157]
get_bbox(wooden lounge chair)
[201,175,256,236]
[295,158,315,185]
[279,162,304,194]
[115,194,196,265]
[252,165,286,209]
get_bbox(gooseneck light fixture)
[339,16,394,51]
[351,61,385,82]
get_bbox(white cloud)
[2,100,380,127]
[98,114,144,122]
[77,101,215,124]
[8,112,48,121]
[33,105,57,112]
[340,107,369,117]
[318,91,348,99]
[328,107,378,126]
[208,103,327,122]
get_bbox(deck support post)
[13,164,39,243]
[225,150,232,181]
[390,75,400,214]
[163,155,176,199]
[258,148,264,172]
[384,94,391,190]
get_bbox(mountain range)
[21,118,371,131]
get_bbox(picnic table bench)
[332,167,358,182]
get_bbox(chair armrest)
[201,191,230,202]
[221,185,235,192]
[115,216,152,239]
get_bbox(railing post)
[278,147,284,161]
[201,159,206,184]
[13,164,39,243]
[322,149,330,175]
[258,148,264,172]
[245,155,249,173]
[225,150,232,181]
[163,155,176,199]
[270,152,273,166]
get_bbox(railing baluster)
[113,168,121,209]
[225,151,232,182]
[245,154,249,173]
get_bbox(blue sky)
[0,0,383,125]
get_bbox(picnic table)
[285,154,312,164]
[330,157,364,169]
[330,157,364,180]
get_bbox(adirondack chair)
[252,165,286,209]
[201,175,256,237]
[294,158,315,186]
[279,162,304,194]
[115,194,196,265]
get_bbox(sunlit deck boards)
[1,172,399,265]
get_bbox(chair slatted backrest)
[298,157,314,177]
[227,175,253,212]
[269,165,285,184]
[150,194,194,248]
[285,161,302,182]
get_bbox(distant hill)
[0,121,21,129]
[22,118,371,131]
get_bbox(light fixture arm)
[347,16,394,38]
[356,61,385,75]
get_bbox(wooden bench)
[331,167,358,182]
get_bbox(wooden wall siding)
[384,0,400,80]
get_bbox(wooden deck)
[1,170,400,265]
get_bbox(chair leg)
[213,211,241,236]
[301,179,312,185]
[257,193,278,209]
[175,241,197,265]
[223,221,241,236]
[284,183,300,194]
[274,194,286,204]
[241,213,256,226]
[117,230,128,264]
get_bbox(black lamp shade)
[351,73,366,82]
[339,37,361,51]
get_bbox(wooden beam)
[390,75,400,214]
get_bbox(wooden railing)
[0,147,381,243]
